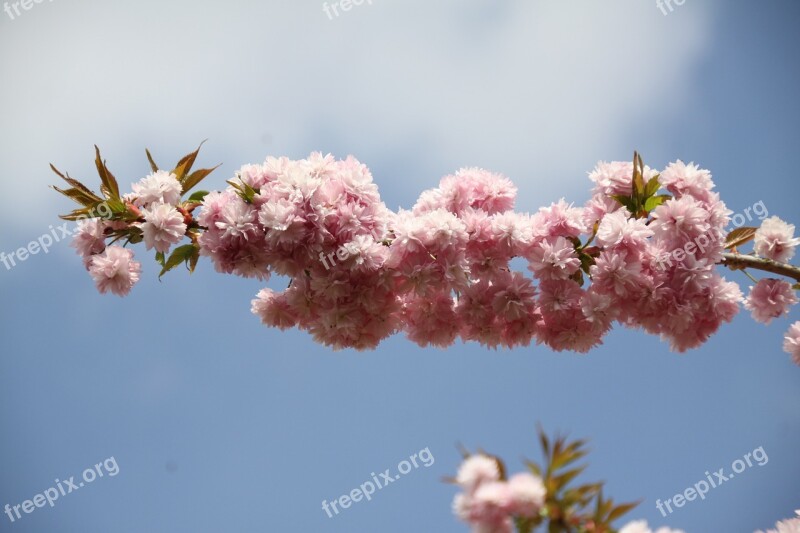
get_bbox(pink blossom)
[236,163,274,190]
[140,202,187,253]
[88,246,141,296]
[526,236,580,280]
[215,198,260,240]
[131,170,182,207]
[506,473,545,517]
[596,209,653,252]
[251,288,298,330]
[71,219,107,260]
[403,291,459,348]
[744,279,798,324]
[659,160,714,201]
[468,481,514,530]
[455,455,500,494]
[532,199,586,239]
[588,160,658,197]
[590,251,646,298]
[783,322,800,366]
[414,168,517,216]
[755,216,800,262]
[650,196,711,245]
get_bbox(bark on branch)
[720,252,800,283]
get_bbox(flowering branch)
[450,430,800,533]
[720,252,800,283]
[51,145,800,363]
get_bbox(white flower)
[507,473,545,517]
[455,455,500,493]
[754,216,800,262]
[140,202,187,253]
[131,170,182,207]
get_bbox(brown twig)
[719,252,800,283]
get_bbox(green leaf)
[724,226,758,250]
[553,465,587,491]
[145,148,159,173]
[172,140,207,182]
[187,190,211,203]
[155,251,165,267]
[607,500,640,522]
[94,145,120,200]
[537,425,551,459]
[51,185,98,207]
[182,165,220,194]
[579,252,596,275]
[643,194,669,212]
[50,164,105,208]
[159,244,200,279]
[644,174,661,198]
[226,179,258,203]
[632,151,646,198]
[525,460,543,477]
[610,195,635,213]
[59,206,95,221]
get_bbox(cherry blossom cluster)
[70,169,189,296]
[60,148,800,358]
[450,450,798,533]
[452,455,546,532]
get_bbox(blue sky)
[1,1,798,532]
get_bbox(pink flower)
[533,199,587,239]
[526,236,581,281]
[215,198,260,240]
[414,168,517,216]
[744,279,798,324]
[506,473,545,517]
[140,202,187,253]
[455,455,500,494]
[650,196,711,244]
[491,271,537,321]
[251,288,298,330]
[403,291,459,348]
[197,190,234,228]
[71,219,107,260]
[236,163,274,190]
[88,246,141,296]
[588,160,658,197]
[659,160,714,201]
[754,216,800,262]
[464,481,514,531]
[596,209,653,252]
[783,322,800,366]
[590,251,646,298]
[131,170,182,207]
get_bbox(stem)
[719,252,800,283]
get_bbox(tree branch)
[719,252,800,283]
